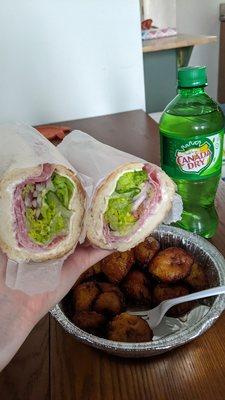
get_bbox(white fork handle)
[163,285,225,314]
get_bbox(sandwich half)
[0,163,86,262]
[86,162,176,251]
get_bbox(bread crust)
[86,162,176,251]
[0,164,86,262]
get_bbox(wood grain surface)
[1,110,225,400]
[50,314,225,400]
[0,315,50,400]
[54,110,160,165]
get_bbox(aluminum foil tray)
[51,226,225,358]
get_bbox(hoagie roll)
[86,162,175,251]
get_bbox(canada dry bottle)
[159,66,224,238]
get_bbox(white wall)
[0,0,145,125]
[176,0,221,100]
[142,0,176,28]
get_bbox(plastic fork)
[128,285,225,329]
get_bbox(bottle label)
[160,130,224,180]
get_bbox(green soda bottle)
[159,66,224,238]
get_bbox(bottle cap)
[178,66,207,88]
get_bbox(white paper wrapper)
[58,130,183,230]
[0,123,85,295]
[5,257,67,295]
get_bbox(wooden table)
[1,110,225,400]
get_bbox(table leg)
[177,46,194,68]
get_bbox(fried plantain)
[152,283,195,317]
[184,262,208,291]
[121,270,151,306]
[101,249,134,283]
[97,282,123,294]
[76,261,102,284]
[107,312,153,343]
[149,247,193,282]
[73,311,106,335]
[93,291,124,316]
[134,237,160,265]
[73,282,100,312]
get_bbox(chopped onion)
[36,209,41,218]
[36,183,45,192]
[25,197,32,207]
[37,195,42,207]
[46,178,54,191]
[32,200,37,208]
[132,183,150,211]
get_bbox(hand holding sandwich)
[0,246,111,372]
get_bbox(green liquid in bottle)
[159,67,224,238]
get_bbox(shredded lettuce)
[51,173,74,208]
[26,191,72,245]
[104,197,136,234]
[104,170,148,235]
[115,170,148,194]
[24,173,74,245]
